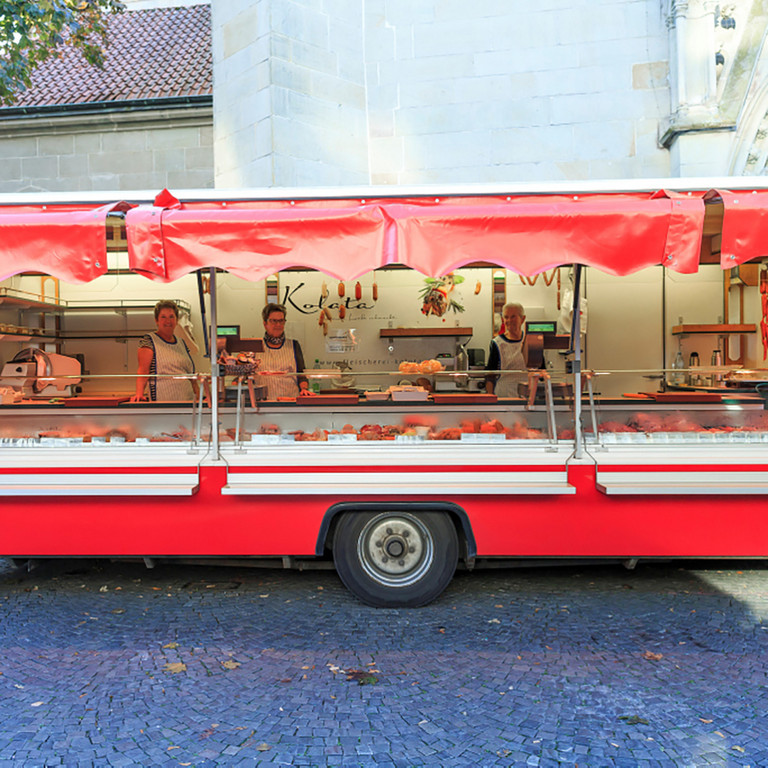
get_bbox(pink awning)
[127,191,389,282]
[711,189,768,268]
[388,191,704,277]
[126,189,705,281]
[0,202,131,283]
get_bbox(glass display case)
[1,367,766,451]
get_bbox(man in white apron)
[485,302,528,397]
[255,303,309,399]
[132,300,196,401]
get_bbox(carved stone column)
[661,0,723,148]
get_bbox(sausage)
[339,305,346,320]
[475,280,481,295]
[324,307,332,321]
[355,281,362,300]
[321,282,329,299]
[338,282,345,297]
[372,282,378,301]
[318,312,325,327]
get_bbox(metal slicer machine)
[0,348,82,398]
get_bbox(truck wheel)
[333,510,458,607]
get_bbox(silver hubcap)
[357,513,434,587]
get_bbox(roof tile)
[4,4,212,108]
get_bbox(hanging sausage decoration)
[339,305,346,320]
[323,307,332,321]
[355,281,362,300]
[338,282,345,297]
[372,281,378,301]
[321,281,329,299]
[474,280,481,295]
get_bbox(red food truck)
[1,179,767,606]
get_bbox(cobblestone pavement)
[0,558,767,767]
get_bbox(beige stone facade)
[4,1,768,192]
[0,108,213,193]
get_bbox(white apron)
[145,332,195,401]
[491,335,526,398]
[259,339,299,399]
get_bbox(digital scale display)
[526,321,557,334]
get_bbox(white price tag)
[460,433,506,443]
[327,433,358,443]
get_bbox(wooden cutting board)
[64,397,130,407]
[297,394,359,406]
[641,392,725,403]
[431,393,498,404]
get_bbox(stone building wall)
[0,109,213,193]
[213,0,674,187]
[212,0,369,187]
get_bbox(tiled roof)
[5,4,211,108]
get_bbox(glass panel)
[586,367,768,445]
[0,373,207,445]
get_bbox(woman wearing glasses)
[256,303,309,399]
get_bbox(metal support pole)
[235,378,244,446]
[194,377,203,447]
[586,372,598,443]
[571,265,584,458]
[209,268,219,458]
[544,373,556,442]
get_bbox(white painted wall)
[4,263,756,399]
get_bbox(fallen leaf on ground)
[256,743,270,751]
[163,642,179,649]
[618,714,649,725]
[163,662,186,674]
[221,660,240,670]
[642,651,663,661]
[699,718,713,724]
[345,669,378,685]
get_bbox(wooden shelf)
[0,288,191,315]
[672,323,756,335]
[379,327,473,338]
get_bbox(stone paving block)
[2,561,768,766]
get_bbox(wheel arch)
[315,500,476,563]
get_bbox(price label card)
[460,433,506,443]
[251,434,281,444]
[327,433,358,443]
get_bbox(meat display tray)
[430,393,498,404]
[297,394,359,406]
[639,392,741,403]
[64,397,130,407]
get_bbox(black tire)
[332,510,459,607]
